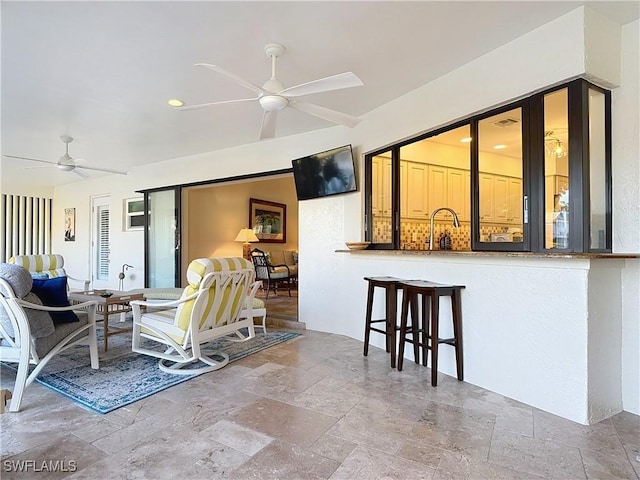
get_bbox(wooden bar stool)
[397,280,465,386]
[363,276,418,368]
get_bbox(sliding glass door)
[145,188,181,288]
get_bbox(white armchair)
[131,257,260,375]
[0,263,99,412]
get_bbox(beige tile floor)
[1,329,638,479]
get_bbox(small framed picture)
[64,208,75,242]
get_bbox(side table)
[69,290,145,351]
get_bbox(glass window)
[370,151,393,244]
[477,108,524,244]
[589,88,607,250]
[363,79,610,253]
[543,89,569,249]
[399,125,470,251]
[124,197,144,231]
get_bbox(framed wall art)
[64,208,75,242]
[249,198,286,243]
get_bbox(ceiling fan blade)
[72,168,91,179]
[259,111,278,140]
[279,72,363,98]
[3,154,55,165]
[175,97,259,111]
[24,165,51,170]
[77,165,128,175]
[195,64,265,95]
[290,101,361,128]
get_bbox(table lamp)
[235,228,259,260]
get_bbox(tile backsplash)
[372,218,515,250]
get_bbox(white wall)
[48,8,639,420]
[613,19,640,415]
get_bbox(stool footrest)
[439,338,456,346]
[370,319,388,324]
[369,327,387,336]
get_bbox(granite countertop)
[336,249,639,259]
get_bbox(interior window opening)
[588,88,607,250]
[477,108,524,245]
[544,88,570,249]
[364,79,610,254]
[398,125,471,251]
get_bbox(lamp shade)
[235,228,259,243]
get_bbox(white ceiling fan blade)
[72,168,91,178]
[24,165,51,170]
[195,64,265,95]
[3,154,56,165]
[259,111,278,140]
[290,101,361,128]
[175,97,259,111]
[279,72,363,98]
[77,164,128,175]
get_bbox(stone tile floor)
[1,329,638,479]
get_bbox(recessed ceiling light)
[493,144,507,150]
[167,99,184,107]
[460,137,472,143]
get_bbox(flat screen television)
[291,144,357,200]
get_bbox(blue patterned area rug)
[4,330,301,414]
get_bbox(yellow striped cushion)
[9,254,66,278]
[176,257,253,331]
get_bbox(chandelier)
[544,131,567,158]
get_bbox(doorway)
[90,195,110,290]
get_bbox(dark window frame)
[363,78,612,253]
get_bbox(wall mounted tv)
[291,144,357,201]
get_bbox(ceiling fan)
[172,43,364,140]
[4,135,127,178]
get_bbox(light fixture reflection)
[493,144,507,150]
[168,99,184,107]
[545,132,568,158]
[460,137,472,143]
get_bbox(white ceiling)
[2,1,638,189]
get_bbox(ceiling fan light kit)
[172,43,364,139]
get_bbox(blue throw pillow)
[31,276,79,324]
[31,272,50,280]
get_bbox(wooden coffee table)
[69,290,145,351]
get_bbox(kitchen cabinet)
[479,173,495,222]
[399,160,408,217]
[372,156,392,216]
[447,168,470,222]
[400,162,470,221]
[494,175,510,223]
[479,173,523,225]
[400,161,429,219]
[508,177,523,224]
[426,165,446,219]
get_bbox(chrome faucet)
[429,207,460,250]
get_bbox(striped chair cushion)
[175,257,254,332]
[9,255,67,278]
